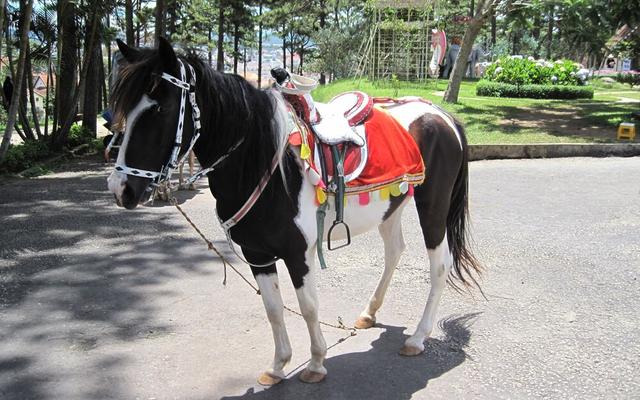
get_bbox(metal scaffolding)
[355,0,435,82]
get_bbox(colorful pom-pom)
[390,183,402,197]
[379,186,390,201]
[316,186,327,204]
[359,192,370,206]
[288,132,302,146]
[300,143,311,160]
[407,184,414,196]
[399,181,409,194]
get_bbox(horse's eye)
[156,106,163,113]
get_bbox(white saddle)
[311,91,374,147]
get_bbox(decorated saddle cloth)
[287,93,426,204]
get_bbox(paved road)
[1,157,638,400]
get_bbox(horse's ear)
[116,39,142,63]
[158,37,178,70]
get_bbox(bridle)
[114,59,201,185]
[113,58,244,188]
[111,57,280,267]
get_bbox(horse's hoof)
[188,183,196,190]
[399,344,424,357]
[299,369,326,384]
[354,315,376,329]
[257,372,282,386]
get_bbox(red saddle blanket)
[290,105,425,194]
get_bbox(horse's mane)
[110,49,289,196]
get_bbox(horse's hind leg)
[401,222,453,356]
[245,249,292,386]
[355,201,407,329]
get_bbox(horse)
[106,38,482,385]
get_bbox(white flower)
[528,56,535,61]
[555,60,563,64]
[551,76,558,82]
[495,67,503,74]
[560,67,566,72]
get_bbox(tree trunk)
[44,44,52,137]
[546,5,553,60]
[167,0,177,38]
[26,41,43,139]
[216,3,225,72]
[208,27,212,65]
[52,0,78,148]
[125,0,134,45]
[282,23,286,68]
[532,14,542,59]
[0,0,33,162]
[101,50,108,110]
[444,1,493,103]
[319,0,326,84]
[154,0,165,45]
[82,14,102,138]
[0,0,6,61]
[257,1,263,88]
[54,6,101,150]
[289,39,294,71]
[233,21,239,74]
[18,72,35,140]
[299,48,304,75]
[491,14,496,46]
[242,46,246,78]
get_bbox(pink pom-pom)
[359,192,370,206]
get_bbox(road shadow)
[220,314,479,400]
[0,164,221,399]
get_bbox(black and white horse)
[107,38,482,385]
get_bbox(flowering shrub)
[476,81,594,99]
[484,57,584,86]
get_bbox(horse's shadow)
[221,313,479,400]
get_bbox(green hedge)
[476,81,594,99]
[616,73,640,88]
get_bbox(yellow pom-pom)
[300,143,311,160]
[379,186,390,201]
[316,186,326,204]
[390,183,402,197]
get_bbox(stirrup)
[327,220,351,250]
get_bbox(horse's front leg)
[284,246,327,383]
[245,249,292,386]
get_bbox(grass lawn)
[312,79,639,144]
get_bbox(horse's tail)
[446,121,483,293]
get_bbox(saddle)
[276,72,373,252]
[273,69,425,267]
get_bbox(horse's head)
[107,37,196,209]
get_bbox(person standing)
[443,37,461,79]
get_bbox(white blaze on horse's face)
[107,95,158,204]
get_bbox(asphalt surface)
[1,157,638,400]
